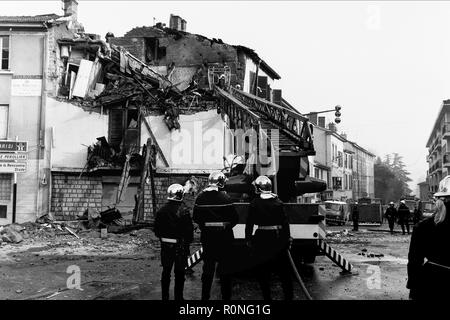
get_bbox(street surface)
[0,223,412,300]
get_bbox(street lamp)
[304,105,343,124]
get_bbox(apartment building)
[426,99,450,194]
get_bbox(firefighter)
[413,200,422,225]
[193,171,239,300]
[351,202,359,231]
[397,199,411,235]
[407,176,450,300]
[154,184,193,300]
[385,202,397,234]
[245,175,293,300]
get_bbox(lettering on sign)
[0,153,27,160]
[11,79,42,96]
[0,141,28,152]
[0,162,27,173]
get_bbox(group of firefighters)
[153,169,450,301]
[384,200,417,235]
[153,171,293,301]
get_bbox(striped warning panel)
[186,247,204,270]
[319,240,353,273]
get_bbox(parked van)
[321,201,350,225]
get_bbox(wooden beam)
[140,111,170,167]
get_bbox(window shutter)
[257,76,268,99]
[109,109,124,148]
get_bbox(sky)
[3,0,450,193]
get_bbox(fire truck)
[214,86,329,264]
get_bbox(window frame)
[0,35,10,70]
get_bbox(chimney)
[328,123,337,132]
[169,14,186,32]
[318,116,326,128]
[341,132,347,140]
[309,112,318,125]
[62,0,78,21]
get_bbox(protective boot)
[201,277,213,300]
[161,278,170,300]
[174,271,185,301]
[220,275,232,301]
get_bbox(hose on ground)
[287,249,313,300]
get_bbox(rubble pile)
[357,248,385,258]
[326,229,354,238]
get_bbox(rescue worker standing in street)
[154,184,193,300]
[385,202,397,234]
[245,175,293,300]
[407,176,450,300]
[193,171,239,300]
[351,202,359,231]
[397,199,411,235]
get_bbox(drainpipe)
[37,29,49,218]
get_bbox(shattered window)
[0,36,9,70]
[0,174,12,201]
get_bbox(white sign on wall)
[0,153,27,160]
[0,162,27,173]
[11,79,42,96]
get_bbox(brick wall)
[143,174,209,221]
[109,37,146,61]
[51,173,102,220]
[51,172,210,222]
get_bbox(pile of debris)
[0,224,27,244]
[326,229,354,238]
[357,248,385,258]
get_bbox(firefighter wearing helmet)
[245,175,293,300]
[193,171,238,300]
[154,183,193,300]
[407,175,450,300]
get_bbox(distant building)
[426,99,450,194]
[417,181,430,201]
[304,118,375,203]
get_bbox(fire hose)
[287,249,313,300]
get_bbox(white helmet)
[167,184,185,201]
[434,175,450,197]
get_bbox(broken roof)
[234,45,281,80]
[123,25,281,80]
[0,13,60,23]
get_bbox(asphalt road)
[0,224,412,300]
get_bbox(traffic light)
[334,105,342,123]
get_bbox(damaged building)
[1,1,317,225]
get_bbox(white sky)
[3,0,450,193]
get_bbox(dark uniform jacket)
[397,203,410,222]
[407,209,450,299]
[193,190,238,245]
[385,207,397,221]
[351,205,359,221]
[154,201,193,244]
[245,196,290,260]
